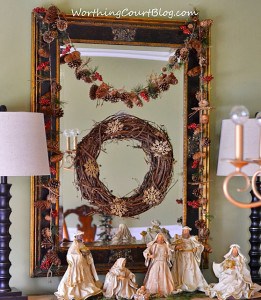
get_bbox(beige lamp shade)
[0,112,50,176]
[217,119,260,176]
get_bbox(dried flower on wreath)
[84,159,99,178]
[74,113,174,217]
[110,198,128,217]
[143,186,162,206]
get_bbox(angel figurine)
[142,219,171,243]
[111,223,136,245]
[207,244,261,300]
[143,233,174,296]
[54,231,102,300]
[103,257,137,299]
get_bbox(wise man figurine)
[171,226,208,294]
[55,230,102,300]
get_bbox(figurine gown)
[143,233,174,296]
[55,239,102,300]
[171,234,208,292]
[103,258,137,299]
[207,245,261,300]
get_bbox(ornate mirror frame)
[30,9,211,277]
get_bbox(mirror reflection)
[59,44,184,244]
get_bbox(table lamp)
[0,106,50,299]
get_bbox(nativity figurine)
[207,244,261,300]
[143,233,174,297]
[142,219,171,243]
[103,257,137,299]
[111,223,136,245]
[54,230,102,300]
[171,226,208,293]
[134,285,150,300]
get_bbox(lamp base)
[0,288,27,299]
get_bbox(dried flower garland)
[33,5,212,108]
[74,113,174,217]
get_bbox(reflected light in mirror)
[61,45,175,61]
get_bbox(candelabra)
[218,106,261,208]
[217,105,261,283]
[62,128,80,170]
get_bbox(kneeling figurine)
[207,244,261,300]
[103,257,137,299]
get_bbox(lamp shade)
[217,119,260,176]
[0,112,50,176]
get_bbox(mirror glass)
[60,43,184,242]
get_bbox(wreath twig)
[74,113,174,217]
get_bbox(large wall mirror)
[31,9,211,277]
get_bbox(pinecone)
[120,92,133,108]
[34,200,52,210]
[159,82,170,91]
[103,94,119,103]
[89,84,98,100]
[75,69,90,80]
[54,108,64,118]
[43,31,55,43]
[44,5,59,24]
[192,173,200,182]
[68,59,82,68]
[51,81,62,93]
[60,55,66,64]
[48,178,60,189]
[201,137,211,147]
[192,188,202,198]
[123,99,134,108]
[175,49,181,57]
[56,19,68,31]
[75,70,85,80]
[83,76,92,83]
[50,153,64,163]
[38,47,50,58]
[119,92,129,101]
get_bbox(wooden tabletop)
[28,292,261,300]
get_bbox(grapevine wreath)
[74,113,174,217]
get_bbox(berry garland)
[74,113,174,217]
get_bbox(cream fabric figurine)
[54,231,102,300]
[142,219,171,243]
[103,257,137,299]
[171,226,208,293]
[207,244,261,300]
[134,286,150,300]
[111,223,136,245]
[143,233,174,296]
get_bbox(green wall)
[0,0,261,295]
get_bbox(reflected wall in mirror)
[31,8,211,277]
